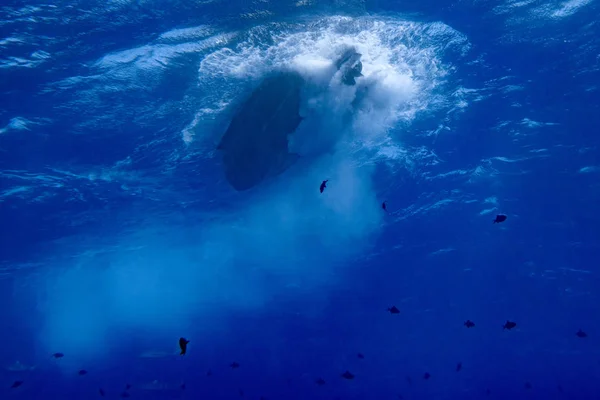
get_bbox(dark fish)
[576,329,587,338]
[99,388,105,397]
[341,370,354,380]
[357,353,365,359]
[11,381,23,388]
[503,320,516,330]
[557,384,563,393]
[179,337,190,355]
[125,384,131,390]
[206,369,213,376]
[525,382,532,390]
[423,372,431,380]
[52,352,64,358]
[78,369,88,375]
[387,306,400,314]
[320,180,328,193]
[230,362,240,369]
[456,362,462,372]
[239,388,244,397]
[382,201,387,212]
[493,214,507,223]
[181,383,186,390]
[464,320,475,328]
[315,378,326,385]
[120,392,131,398]
[485,389,491,396]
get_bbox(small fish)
[576,329,587,338]
[493,214,507,224]
[464,320,475,328]
[179,337,190,355]
[387,306,400,314]
[524,382,532,390]
[320,180,328,193]
[357,353,365,359]
[52,352,64,359]
[120,392,131,398]
[99,388,105,397]
[315,378,326,385]
[341,370,354,380]
[557,384,563,393]
[456,362,462,372]
[78,369,88,376]
[125,384,131,391]
[503,320,516,330]
[485,389,491,396]
[382,201,387,212]
[423,372,431,380]
[206,369,213,376]
[230,362,240,369]
[239,388,244,397]
[11,380,23,389]
[181,383,186,390]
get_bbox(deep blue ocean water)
[1,0,600,399]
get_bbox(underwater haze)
[1,0,600,399]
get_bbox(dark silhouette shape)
[341,370,354,380]
[382,201,387,212]
[464,320,475,328]
[120,392,130,398]
[503,320,517,330]
[525,382,532,390]
[179,337,190,355]
[357,353,365,359]
[320,180,328,193]
[485,389,491,395]
[493,214,507,223]
[125,384,131,391]
[207,369,213,376]
[576,329,587,338]
[239,388,244,397]
[315,378,326,385]
[11,381,23,389]
[99,388,105,397]
[557,384,563,393]
[336,47,364,85]
[181,383,186,390]
[405,376,412,386]
[456,362,462,372]
[387,306,400,314]
[52,352,64,358]
[230,362,240,369]
[217,72,303,191]
[78,369,87,375]
[423,372,431,380]
[217,47,363,192]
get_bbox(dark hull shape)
[217,47,363,191]
[217,72,304,191]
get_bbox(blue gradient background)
[1,0,599,399]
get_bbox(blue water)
[1,0,599,399]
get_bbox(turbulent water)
[1,0,600,399]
